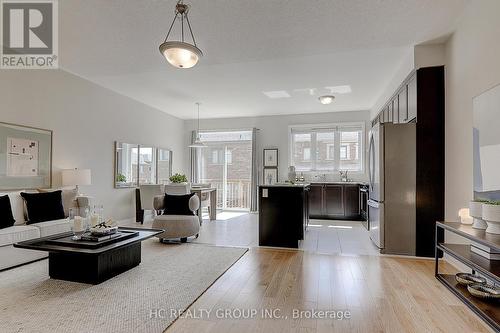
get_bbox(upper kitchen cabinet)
[374,68,418,125]
[407,74,417,122]
[398,85,408,123]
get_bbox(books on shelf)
[471,241,500,260]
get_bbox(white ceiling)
[59,0,468,119]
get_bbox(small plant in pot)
[469,199,489,229]
[483,200,500,235]
[169,173,188,184]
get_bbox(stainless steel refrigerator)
[368,122,416,255]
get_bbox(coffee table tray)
[46,230,139,249]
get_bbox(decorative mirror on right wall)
[473,83,500,201]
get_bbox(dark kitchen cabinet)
[392,96,399,124]
[309,184,323,217]
[259,185,309,248]
[344,184,360,218]
[407,74,417,122]
[308,183,361,220]
[398,85,408,123]
[324,185,344,217]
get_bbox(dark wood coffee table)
[14,227,163,284]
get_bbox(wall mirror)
[473,83,500,199]
[0,122,52,190]
[114,141,172,188]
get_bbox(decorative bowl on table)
[455,272,487,286]
[467,283,500,300]
[89,220,118,236]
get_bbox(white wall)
[445,0,500,221]
[184,111,371,183]
[0,70,185,221]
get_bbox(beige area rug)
[0,241,247,333]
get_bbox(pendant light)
[189,103,206,148]
[159,0,203,69]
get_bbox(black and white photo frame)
[263,148,278,167]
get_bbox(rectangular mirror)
[114,141,172,188]
[473,83,500,199]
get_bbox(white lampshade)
[62,169,91,186]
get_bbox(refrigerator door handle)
[368,134,375,190]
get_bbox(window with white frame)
[289,123,364,172]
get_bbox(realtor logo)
[1,0,58,69]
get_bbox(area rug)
[0,241,247,333]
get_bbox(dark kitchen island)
[258,184,310,248]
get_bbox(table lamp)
[62,168,91,195]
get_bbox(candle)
[459,208,473,225]
[74,216,83,232]
[90,214,99,227]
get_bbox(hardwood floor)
[166,248,491,333]
[120,212,493,332]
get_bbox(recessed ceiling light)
[263,90,291,99]
[325,85,352,94]
[318,95,335,105]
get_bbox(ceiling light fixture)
[318,95,335,105]
[159,0,203,69]
[189,102,206,148]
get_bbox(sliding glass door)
[197,130,253,211]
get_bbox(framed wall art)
[263,148,278,167]
[0,122,52,190]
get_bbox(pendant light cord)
[196,102,201,136]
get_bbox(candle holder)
[69,207,89,240]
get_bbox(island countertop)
[259,183,310,188]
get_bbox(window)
[289,123,364,172]
[340,145,348,160]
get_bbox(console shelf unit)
[435,222,500,332]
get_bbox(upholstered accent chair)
[139,184,164,214]
[164,183,190,195]
[152,194,200,243]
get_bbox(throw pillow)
[0,195,15,229]
[38,188,78,217]
[163,193,196,216]
[21,191,65,224]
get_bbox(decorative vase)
[288,166,297,183]
[469,201,487,229]
[483,203,500,235]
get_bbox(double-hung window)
[289,123,364,172]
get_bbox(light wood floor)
[167,248,491,333]
[120,213,492,332]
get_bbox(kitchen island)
[258,183,310,248]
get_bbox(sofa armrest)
[153,195,165,211]
[76,196,93,209]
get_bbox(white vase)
[483,204,500,234]
[469,201,487,229]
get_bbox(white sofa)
[0,190,92,271]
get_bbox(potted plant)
[169,173,188,184]
[483,200,500,235]
[469,199,489,229]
